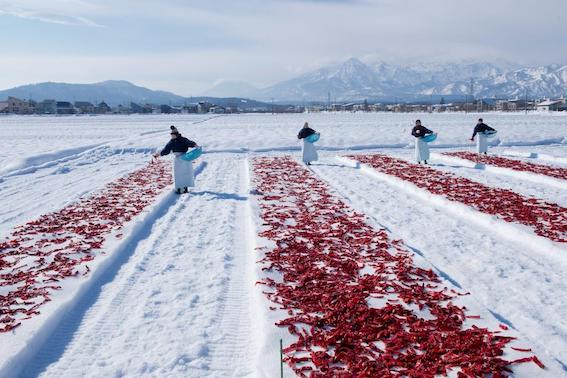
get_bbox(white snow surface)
[0,113,566,377]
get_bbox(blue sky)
[1,0,566,95]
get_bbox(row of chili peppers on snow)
[443,151,567,181]
[252,156,539,377]
[0,160,171,333]
[350,154,566,243]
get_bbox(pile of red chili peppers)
[0,160,171,333]
[351,154,566,243]
[252,156,540,377]
[443,151,567,181]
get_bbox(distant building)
[197,101,213,114]
[74,101,95,114]
[56,101,75,115]
[181,104,198,114]
[96,101,111,114]
[343,103,356,111]
[536,99,564,112]
[431,103,450,112]
[391,103,408,113]
[160,104,182,114]
[306,105,324,113]
[495,100,517,112]
[475,99,496,112]
[208,106,225,114]
[0,101,8,113]
[130,102,153,114]
[6,97,34,114]
[36,99,57,114]
[369,103,386,112]
[113,104,131,114]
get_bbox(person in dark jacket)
[153,126,198,194]
[297,122,318,165]
[411,120,433,164]
[470,118,496,154]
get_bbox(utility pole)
[524,88,528,115]
[468,78,474,113]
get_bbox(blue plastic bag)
[306,133,320,143]
[422,133,437,143]
[180,146,203,161]
[483,130,497,138]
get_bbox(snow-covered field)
[0,112,566,377]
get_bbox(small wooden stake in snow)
[280,338,284,378]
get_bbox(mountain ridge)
[3,59,566,105]
[206,58,567,102]
[0,80,186,106]
[0,81,274,109]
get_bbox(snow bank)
[1,113,565,169]
[0,144,103,177]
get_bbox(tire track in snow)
[0,147,151,235]
[23,157,256,378]
[0,144,108,178]
[309,157,567,371]
[204,158,258,376]
[0,114,219,181]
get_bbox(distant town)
[0,97,246,115]
[0,96,566,115]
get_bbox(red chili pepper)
[251,156,538,377]
[0,160,172,333]
[511,347,532,352]
[445,151,567,180]
[349,154,567,243]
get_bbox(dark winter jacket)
[472,123,495,138]
[298,127,316,139]
[160,136,197,156]
[411,125,433,138]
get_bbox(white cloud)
[0,0,566,93]
[0,0,104,27]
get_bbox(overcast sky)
[1,0,566,95]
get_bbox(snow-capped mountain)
[429,64,567,99]
[253,58,566,102]
[257,58,392,101]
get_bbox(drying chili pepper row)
[252,156,538,377]
[0,160,171,333]
[443,151,567,181]
[350,154,566,243]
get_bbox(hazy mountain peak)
[96,80,137,87]
[204,80,260,98]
